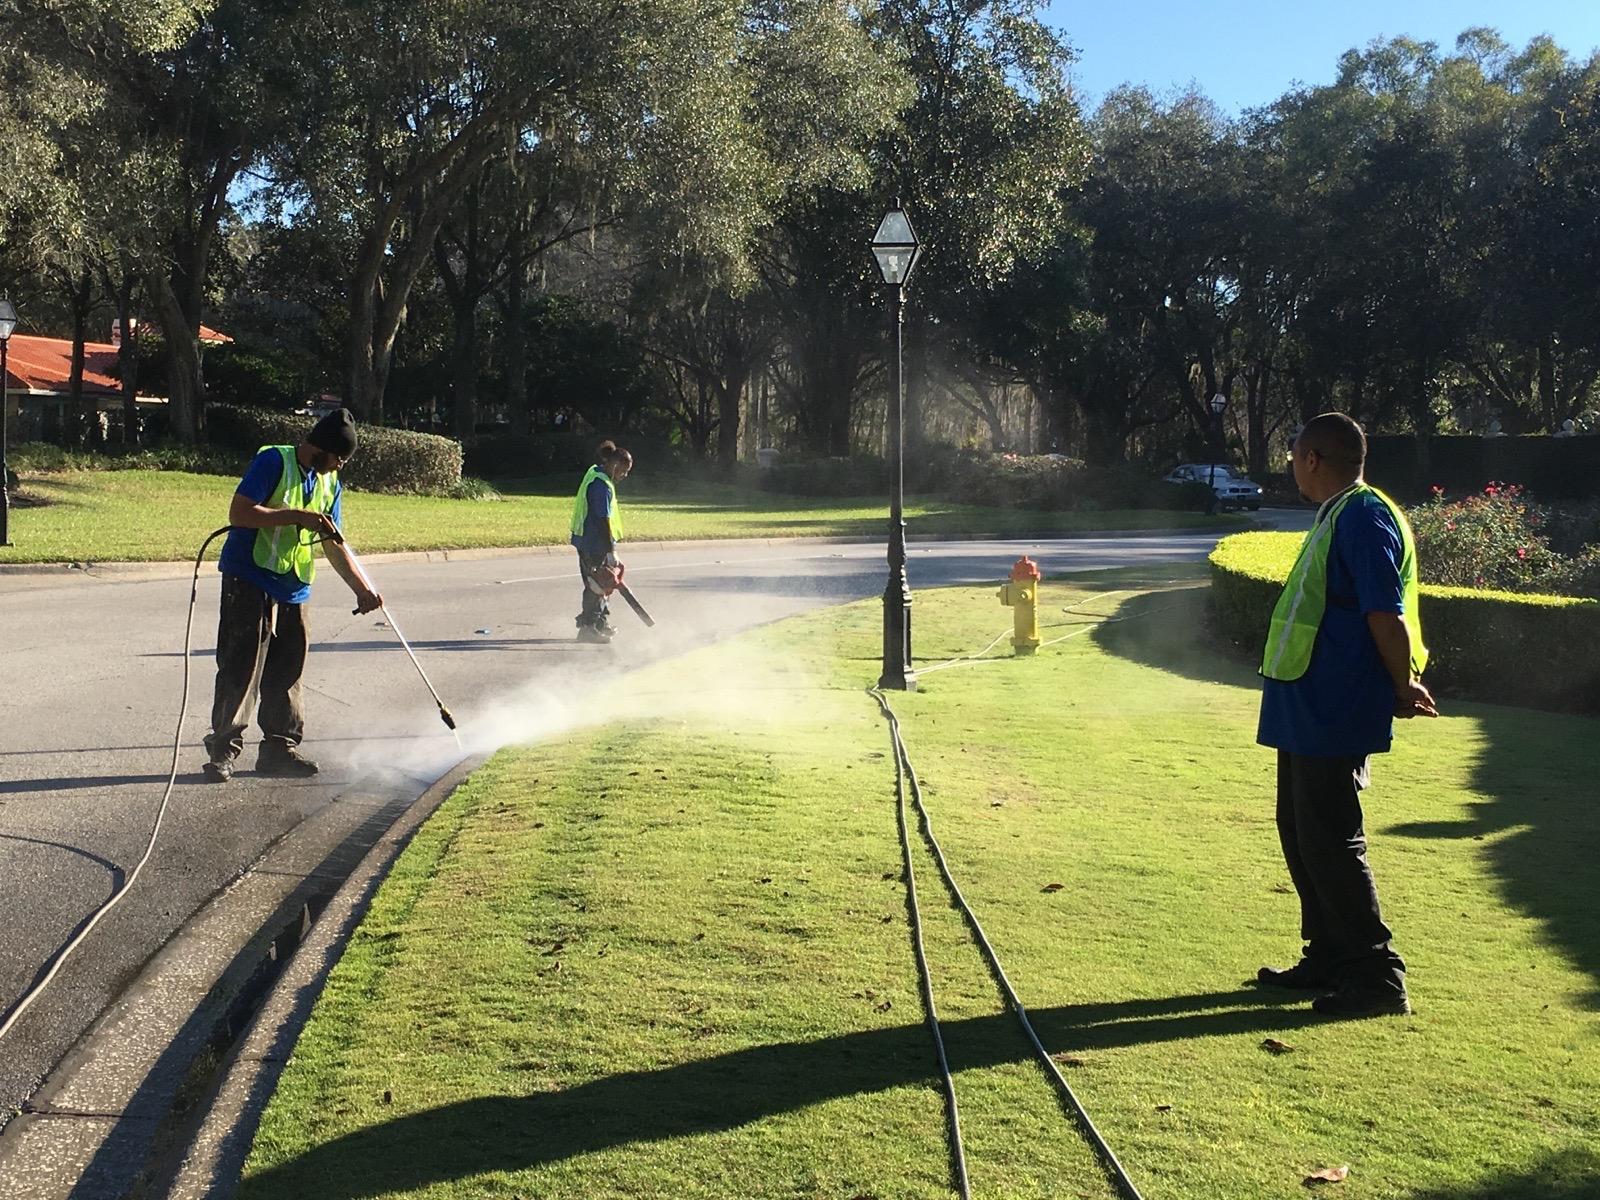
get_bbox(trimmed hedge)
[462,432,691,482]
[1209,532,1600,712]
[206,405,463,494]
[10,440,243,476]
[750,448,1213,510]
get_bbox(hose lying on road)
[0,526,232,1044]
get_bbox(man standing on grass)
[1255,411,1437,1018]
[202,408,383,783]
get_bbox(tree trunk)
[1538,338,1556,431]
[145,269,203,443]
[451,300,479,440]
[716,364,747,469]
[114,269,140,444]
[503,260,528,429]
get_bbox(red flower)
[1484,484,1498,496]
[1429,485,1445,497]
[1517,547,1528,559]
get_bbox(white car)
[1163,463,1263,510]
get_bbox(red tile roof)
[3,335,124,397]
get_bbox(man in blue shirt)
[1256,412,1437,1018]
[203,409,382,782]
[570,441,631,642]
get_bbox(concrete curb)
[0,758,482,1200]
[162,755,488,1199]
[0,523,1260,585]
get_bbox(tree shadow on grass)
[238,990,1320,1200]
[1091,588,1600,1010]
[1406,1148,1600,1199]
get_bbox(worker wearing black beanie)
[201,407,383,783]
[307,407,358,461]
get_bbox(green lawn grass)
[0,470,1240,564]
[239,583,1600,1200]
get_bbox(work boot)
[202,757,235,784]
[576,623,612,644]
[1312,985,1411,1019]
[1257,960,1338,991]
[255,744,320,778]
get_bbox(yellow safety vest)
[1261,483,1428,682]
[252,445,339,585]
[570,465,623,542]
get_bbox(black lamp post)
[1207,391,1228,497]
[0,297,17,547]
[871,200,921,691]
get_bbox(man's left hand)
[353,588,383,615]
[1395,679,1438,718]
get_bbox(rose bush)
[1408,484,1598,598]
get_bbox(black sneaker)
[1257,960,1338,991]
[576,625,611,644]
[202,758,234,783]
[255,745,320,777]
[1312,986,1411,1019]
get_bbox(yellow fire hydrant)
[997,555,1042,655]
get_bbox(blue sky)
[1046,0,1600,115]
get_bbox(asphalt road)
[0,519,1306,1135]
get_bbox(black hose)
[871,687,1145,1200]
[872,689,973,1199]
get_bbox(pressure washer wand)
[331,530,459,738]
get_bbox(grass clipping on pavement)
[241,580,1600,1200]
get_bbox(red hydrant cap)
[1011,556,1041,582]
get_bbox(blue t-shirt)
[218,449,343,605]
[1257,488,1405,757]
[570,474,615,557]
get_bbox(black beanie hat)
[307,408,357,460]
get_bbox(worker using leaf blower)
[202,408,383,782]
[570,440,632,643]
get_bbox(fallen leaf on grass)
[691,933,705,942]
[1041,882,1065,893]
[543,941,565,956]
[381,1089,392,1105]
[1271,883,1293,894]
[1050,1053,1087,1068]
[875,1000,893,1012]
[1304,1166,1349,1185]
[1261,1038,1294,1054]
[1154,1104,1172,1113]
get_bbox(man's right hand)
[1395,679,1439,718]
[294,510,341,542]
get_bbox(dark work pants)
[1276,750,1406,993]
[576,551,610,629]
[205,574,308,761]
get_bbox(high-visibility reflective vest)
[570,465,623,542]
[1261,483,1428,682]
[252,445,339,585]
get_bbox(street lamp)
[0,297,17,547]
[1207,392,1228,499]
[870,200,921,691]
